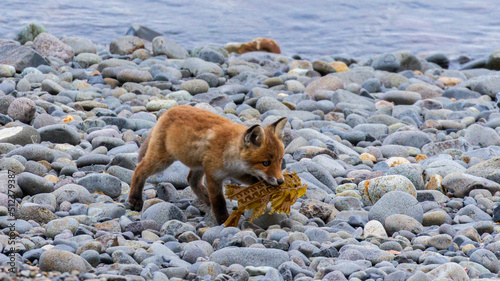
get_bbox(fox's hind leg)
[205,172,229,225]
[128,131,174,211]
[187,168,211,206]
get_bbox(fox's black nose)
[277,179,284,185]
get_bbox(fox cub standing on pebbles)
[128,105,288,224]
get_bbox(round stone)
[0,126,41,145]
[61,36,97,55]
[368,190,423,224]
[152,36,188,59]
[181,58,223,77]
[256,96,290,113]
[387,163,424,190]
[117,69,153,83]
[32,33,74,63]
[45,217,79,238]
[41,79,65,95]
[80,250,100,267]
[33,113,58,129]
[364,220,388,238]
[16,23,47,45]
[426,262,468,280]
[422,210,450,226]
[52,184,95,204]
[197,262,223,278]
[7,98,36,124]
[17,204,57,224]
[0,157,25,174]
[39,249,88,273]
[486,50,500,70]
[180,79,210,95]
[76,174,122,198]
[198,48,225,64]
[384,214,424,236]
[141,202,187,225]
[17,172,54,196]
[146,100,178,111]
[0,64,16,78]
[372,53,400,72]
[360,175,417,206]
[209,248,289,268]
[110,35,145,55]
[470,249,499,273]
[380,90,421,105]
[38,124,80,145]
[75,53,102,67]
[305,75,344,100]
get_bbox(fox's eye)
[262,161,270,166]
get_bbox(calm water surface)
[1,0,499,59]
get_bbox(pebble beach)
[1,22,500,281]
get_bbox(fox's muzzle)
[266,176,284,186]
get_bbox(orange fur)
[237,38,281,54]
[128,105,287,224]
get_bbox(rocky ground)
[1,23,500,281]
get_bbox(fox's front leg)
[205,171,229,225]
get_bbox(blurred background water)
[1,0,499,59]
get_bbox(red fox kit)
[128,105,288,224]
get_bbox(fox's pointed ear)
[270,117,287,139]
[244,124,265,147]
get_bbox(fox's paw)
[126,196,144,212]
